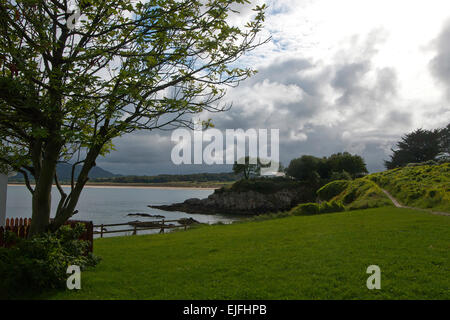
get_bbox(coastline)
[7,182,218,190]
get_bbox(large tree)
[232,156,273,179]
[437,123,450,158]
[286,155,321,182]
[384,127,447,169]
[326,152,368,179]
[0,0,267,235]
[287,152,368,181]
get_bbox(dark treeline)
[91,172,239,184]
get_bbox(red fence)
[0,218,94,252]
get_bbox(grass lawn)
[40,207,449,300]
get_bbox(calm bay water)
[6,185,237,237]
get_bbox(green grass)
[332,177,393,211]
[39,207,449,300]
[368,163,450,212]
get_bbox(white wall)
[0,173,6,227]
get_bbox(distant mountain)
[55,163,119,180]
[10,163,118,182]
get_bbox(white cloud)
[98,0,450,175]
[226,79,304,116]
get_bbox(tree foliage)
[286,155,321,182]
[437,123,450,158]
[232,156,271,179]
[287,152,368,182]
[384,125,449,169]
[0,0,267,234]
[325,152,368,179]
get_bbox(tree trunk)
[30,182,52,236]
[50,144,102,231]
[29,140,61,236]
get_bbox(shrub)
[423,160,438,166]
[406,162,422,167]
[229,177,303,194]
[437,156,450,164]
[346,198,392,211]
[330,170,352,181]
[343,187,358,204]
[317,180,350,201]
[291,203,320,215]
[292,201,345,215]
[0,224,100,299]
[319,200,345,213]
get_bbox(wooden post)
[0,173,7,227]
[100,224,104,238]
[133,224,137,235]
[0,226,4,247]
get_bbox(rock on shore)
[149,188,314,215]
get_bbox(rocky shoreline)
[149,187,316,215]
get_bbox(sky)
[96,0,450,175]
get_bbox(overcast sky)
[96,0,450,175]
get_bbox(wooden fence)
[94,219,193,238]
[0,218,94,252]
[0,217,195,250]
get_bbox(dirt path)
[381,189,450,217]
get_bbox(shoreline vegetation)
[7,181,229,190]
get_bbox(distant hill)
[10,163,118,182]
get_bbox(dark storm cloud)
[209,57,331,130]
[332,63,397,109]
[97,29,409,175]
[95,132,173,175]
[248,58,314,86]
[383,110,413,127]
[332,62,370,105]
[430,20,450,99]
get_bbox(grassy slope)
[368,163,450,212]
[331,178,393,211]
[41,207,449,300]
